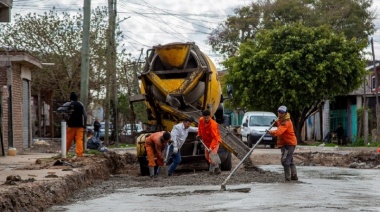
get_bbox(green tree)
[0,7,128,104]
[208,0,375,57]
[223,23,367,142]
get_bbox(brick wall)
[0,62,25,154]
[12,63,24,153]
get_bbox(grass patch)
[108,143,136,148]
[302,138,380,147]
[85,149,104,155]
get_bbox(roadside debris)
[4,175,35,185]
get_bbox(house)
[306,63,378,143]
[0,50,42,155]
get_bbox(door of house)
[330,109,348,141]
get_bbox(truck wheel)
[247,136,253,148]
[138,156,150,176]
[270,144,275,149]
[220,152,232,171]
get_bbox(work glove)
[173,147,179,154]
[271,119,278,127]
[196,135,202,141]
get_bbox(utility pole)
[80,0,91,107]
[371,37,380,137]
[112,0,119,146]
[105,0,117,145]
[80,0,91,150]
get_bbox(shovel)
[199,139,221,164]
[160,143,172,177]
[220,120,276,191]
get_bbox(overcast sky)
[9,0,380,68]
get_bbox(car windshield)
[249,116,276,127]
[125,124,141,131]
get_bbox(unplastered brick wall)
[0,62,9,152]
[12,63,24,153]
[0,63,25,154]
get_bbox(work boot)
[284,165,291,181]
[149,166,155,178]
[214,167,221,175]
[209,163,217,175]
[290,164,298,181]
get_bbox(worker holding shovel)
[163,118,198,176]
[268,105,298,182]
[145,131,172,178]
[196,110,222,175]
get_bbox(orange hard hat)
[377,147,380,154]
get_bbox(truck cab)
[240,111,277,148]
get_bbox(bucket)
[7,148,17,156]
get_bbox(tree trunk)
[292,112,307,145]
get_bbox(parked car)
[121,123,143,135]
[99,122,113,139]
[86,124,94,132]
[240,111,277,148]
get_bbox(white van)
[121,123,143,135]
[240,111,277,148]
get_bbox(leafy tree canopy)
[223,23,367,141]
[0,7,130,104]
[208,0,375,57]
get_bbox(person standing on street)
[66,92,87,157]
[93,118,101,139]
[164,118,198,176]
[196,110,222,174]
[268,105,298,181]
[334,123,345,145]
[145,131,171,177]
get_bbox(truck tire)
[220,152,232,171]
[270,144,276,149]
[138,156,150,176]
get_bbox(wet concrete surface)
[50,165,380,212]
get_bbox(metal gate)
[22,79,30,148]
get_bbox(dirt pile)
[0,154,116,212]
[294,151,380,168]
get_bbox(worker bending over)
[145,131,171,177]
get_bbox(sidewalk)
[0,152,73,191]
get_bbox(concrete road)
[50,165,380,212]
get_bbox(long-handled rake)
[220,121,276,191]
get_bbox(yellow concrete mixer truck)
[130,42,253,176]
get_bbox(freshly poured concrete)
[51,165,380,211]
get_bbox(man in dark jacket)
[66,92,87,157]
[93,118,101,139]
